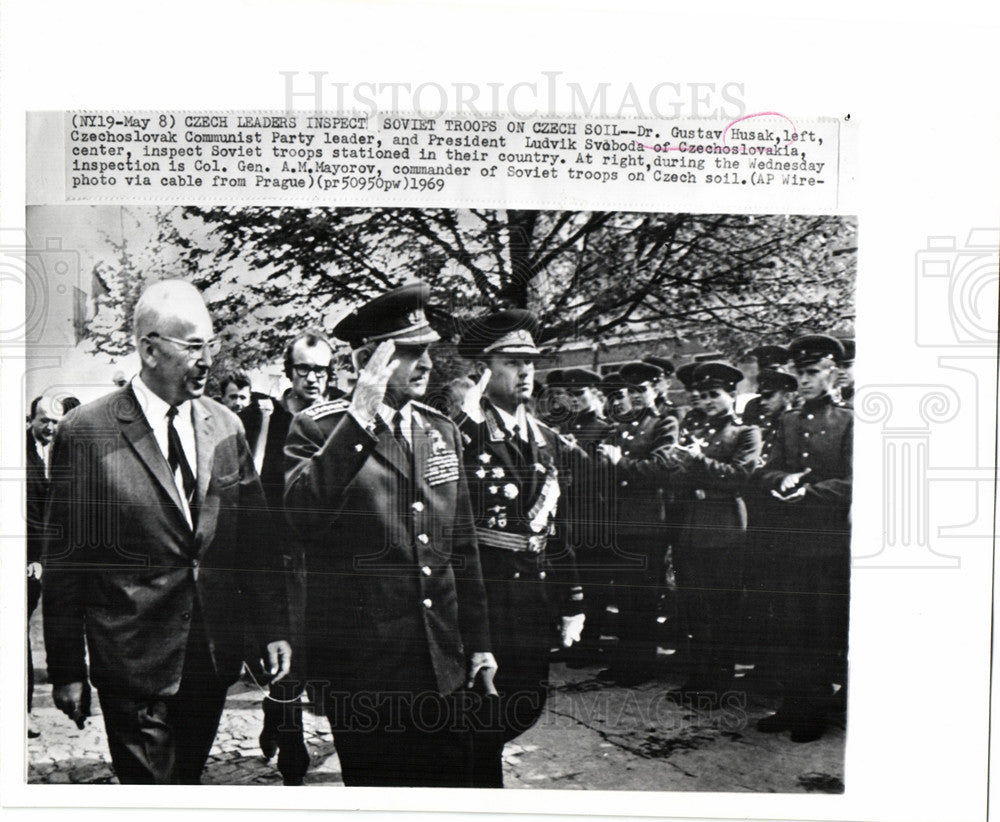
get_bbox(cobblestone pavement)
[26,613,845,790]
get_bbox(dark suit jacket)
[283,397,490,697]
[26,431,48,565]
[42,385,285,698]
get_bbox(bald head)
[134,280,213,344]
[134,280,216,406]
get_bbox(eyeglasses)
[145,333,220,358]
[291,363,330,378]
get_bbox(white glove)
[560,613,586,647]
[461,368,491,424]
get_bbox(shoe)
[790,717,826,743]
[756,712,792,733]
[27,714,40,739]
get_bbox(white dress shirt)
[132,376,197,527]
[493,403,530,442]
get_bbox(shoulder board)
[301,398,349,420]
[410,400,450,422]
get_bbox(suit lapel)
[191,399,216,545]
[116,386,188,525]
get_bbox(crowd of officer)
[29,277,853,787]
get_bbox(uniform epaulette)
[410,400,450,422]
[301,398,349,420]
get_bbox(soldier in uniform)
[675,362,708,441]
[753,335,852,743]
[666,362,761,708]
[835,338,855,407]
[742,369,799,464]
[454,309,586,787]
[740,367,798,676]
[741,345,791,425]
[559,368,616,665]
[643,355,679,418]
[597,362,679,685]
[283,282,496,787]
[538,368,573,430]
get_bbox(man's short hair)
[29,395,44,420]
[283,329,334,379]
[220,370,251,393]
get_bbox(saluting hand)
[462,368,491,424]
[349,340,400,427]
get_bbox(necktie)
[393,410,410,454]
[166,406,197,508]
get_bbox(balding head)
[134,280,216,406]
[133,280,213,344]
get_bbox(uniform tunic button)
[538,571,546,580]
[802,452,809,458]
[803,432,810,438]
[620,480,628,487]
[412,501,425,512]
[806,414,814,420]
[421,566,432,576]
[181,611,191,621]
[422,598,432,608]
[417,533,429,544]
[512,572,520,579]
[354,443,364,452]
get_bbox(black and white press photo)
[23,204,856,791]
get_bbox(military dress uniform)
[455,310,585,787]
[283,283,492,787]
[603,365,680,682]
[753,336,853,742]
[669,363,761,704]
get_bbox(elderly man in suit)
[283,281,495,788]
[43,280,291,784]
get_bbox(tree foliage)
[86,206,856,370]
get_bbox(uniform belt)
[476,528,547,553]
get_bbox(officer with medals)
[454,309,586,788]
[283,282,496,787]
[666,362,762,708]
[753,335,853,743]
[596,362,680,685]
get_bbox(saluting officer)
[675,362,708,443]
[597,362,679,685]
[753,335,852,743]
[454,309,586,787]
[283,282,496,787]
[667,362,761,708]
[643,355,680,418]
